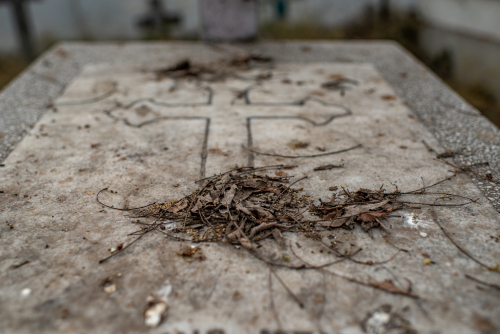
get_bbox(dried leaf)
[221,184,238,207]
[191,193,213,212]
[343,200,389,218]
[239,179,268,189]
[240,237,253,250]
[370,280,417,298]
[323,209,342,220]
[248,222,277,239]
[313,164,344,171]
[272,228,286,247]
[244,202,273,218]
[168,199,188,213]
[235,203,253,216]
[357,211,389,223]
[233,188,254,203]
[319,218,348,228]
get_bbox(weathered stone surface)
[0,43,499,334]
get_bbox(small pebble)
[21,288,31,297]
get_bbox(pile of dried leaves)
[128,166,311,250]
[97,165,496,308]
[97,166,475,253]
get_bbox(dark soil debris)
[177,246,206,262]
[155,54,273,82]
[313,164,344,171]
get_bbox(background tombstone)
[200,0,258,42]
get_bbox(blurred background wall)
[1,0,499,126]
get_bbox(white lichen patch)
[403,212,433,237]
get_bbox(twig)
[268,269,283,332]
[96,188,156,211]
[55,82,117,106]
[397,200,473,207]
[401,191,477,203]
[400,174,456,195]
[465,274,500,290]
[436,159,500,185]
[270,267,304,308]
[244,144,362,159]
[430,210,499,273]
[290,244,418,299]
[318,240,400,266]
[272,176,308,206]
[99,224,155,264]
[194,164,288,183]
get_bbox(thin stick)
[96,188,156,211]
[245,144,362,159]
[431,210,499,273]
[400,191,477,202]
[436,159,500,185]
[400,174,456,194]
[270,267,304,308]
[194,164,289,183]
[397,200,473,207]
[268,269,283,332]
[465,274,500,290]
[318,240,400,266]
[55,82,117,106]
[290,244,418,299]
[272,176,308,206]
[99,226,153,264]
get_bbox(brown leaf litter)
[97,165,490,302]
[128,166,312,249]
[155,54,273,83]
[97,165,477,257]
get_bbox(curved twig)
[290,244,418,299]
[430,209,499,273]
[55,82,117,106]
[465,274,500,290]
[96,188,156,211]
[270,267,304,308]
[244,144,362,159]
[436,159,500,185]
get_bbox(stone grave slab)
[1,42,500,334]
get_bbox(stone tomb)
[1,59,499,333]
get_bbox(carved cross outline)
[103,85,355,177]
